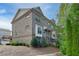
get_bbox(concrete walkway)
[37,52,61,56]
[0,45,59,56]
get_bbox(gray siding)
[12,13,32,44]
[32,12,50,42]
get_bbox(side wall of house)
[32,11,57,45]
[12,13,32,45]
[32,12,49,42]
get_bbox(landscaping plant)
[31,37,48,47]
[31,37,39,47]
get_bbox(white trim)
[52,31,57,39]
[43,26,47,30]
[35,24,42,37]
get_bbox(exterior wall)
[12,13,32,44]
[32,12,50,43]
[14,9,29,20]
[32,11,57,45]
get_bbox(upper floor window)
[35,18,40,22]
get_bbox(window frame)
[35,24,43,37]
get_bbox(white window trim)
[52,31,57,39]
[35,24,43,37]
[44,26,47,30]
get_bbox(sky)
[0,3,60,30]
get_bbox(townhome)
[11,7,57,45]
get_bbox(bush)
[9,40,29,46]
[31,37,48,47]
[6,43,10,45]
[31,37,38,47]
[10,40,18,46]
[56,39,60,48]
[25,44,30,47]
[41,39,48,47]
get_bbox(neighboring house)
[0,28,12,45]
[11,7,57,45]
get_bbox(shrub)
[9,40,28,46]
[31,37,48,47]
[25,44,30,47]
[56,39,60,48]
[31,37,38,47]
[41,39,48,47]
[10,40,18,46]
[6,43,10,45]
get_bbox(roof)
[48,19,56,25]
[11,7,49,24]
[11,8,30,23]
[50,19,56,24]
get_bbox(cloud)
[15,3,52,18]
[0,9,6,14]
[0,16,12,30]
[0,4,49,31]
[0,3,59,31]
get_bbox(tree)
[58,3,79,55]
[57,3,69,55]
[68,4,79,55]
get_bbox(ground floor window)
[35,24,43,37]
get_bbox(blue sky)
[0,3,60,30]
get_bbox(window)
[36,18,40,22]
[35,24,42,37]
[51,25,53,29]
[53,34,55,37]
[43,26,47,33]
[52,31,57,39]
[38,27,42,34]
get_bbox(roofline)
[11,7,50,24]
[32,8,49,21]
[11,9,20,24]
[11,9,32,24]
